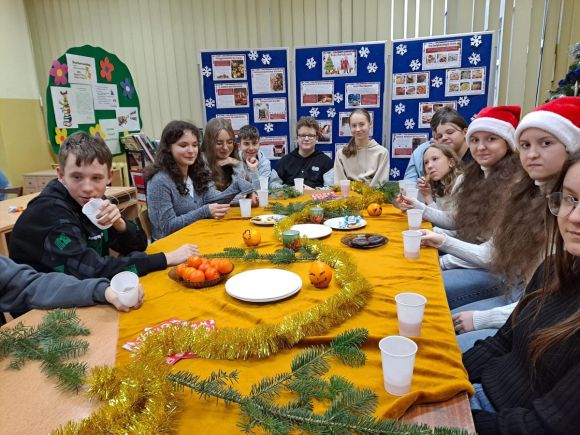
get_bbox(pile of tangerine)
[175,255,234,284]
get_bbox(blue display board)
[294,42,387,160]
[388,32,494,180]
[200,49,291,163]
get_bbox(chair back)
[138,208,152,244]
[0,186,23,199]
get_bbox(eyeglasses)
[297,134,316,140]
[547,192,580,217]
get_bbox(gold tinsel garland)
[56,184,386,434]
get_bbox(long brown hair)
[202,118,240,191]
[423,143,463,198]
[342,108,372,158]
[513,152,580,365]
[454,151,521,243]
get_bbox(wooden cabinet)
[22,168,124,195]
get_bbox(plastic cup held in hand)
[407,209,423,230]
[259,176,269,191]
[239,198,252,217]
[402,230,422,259]
[398,180,407,195]
[111,271,139,308]
[379,336,418,396]
[258,190,269,207]
[395,292,427,337]
[340,180,351,198]
[405,187,419,201]
[82,198,112,230]
[294,178,304,194]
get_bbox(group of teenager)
[1,94,579,433]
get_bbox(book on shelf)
[121,133,157,163]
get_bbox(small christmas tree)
[324,55,335,75]
[549,42,580,98]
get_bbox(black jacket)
[274,149,333,188]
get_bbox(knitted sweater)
[333,140,390,187]
[146,170,254,240]
[463,265,580,434]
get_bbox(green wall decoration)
[45,45,142,156]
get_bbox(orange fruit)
[367,203,383,217]
[175,263,188,278]
[187,255,203,268]
[185,268,205,283]
[216,259,234,275]
[242,228,261,247]
[209,258,221,269]
[198,259,210,272]
[204,266,220,281]
[308,260,333,289]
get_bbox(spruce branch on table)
[204,247,318,263]
[168,328,471,435]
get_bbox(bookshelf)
[121,134,157,204]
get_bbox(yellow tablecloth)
[116,202,472,432]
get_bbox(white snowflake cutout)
[431,76,443,88]
[248,50,259,61]
[261,53,271,65]
[201,66,212,78]
[390,167,401,179]
[264,122,274,133]
[306,57,317,69]
[396,44,407,56]
[309,107,320,118]
[404,118,415,129]
[394,103,406,115]
[326,108,336,118]
[470,34,482,47]
[367,62,378,73]
[333,92,343,103]
[458,96,470,107]
[205,98,215,108]
[409,59,421,71]
[468,52,481,66]
[358,46,370,58]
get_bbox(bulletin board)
[388,32,495,180]
[294,41,388,161]
[199,48,291,162]
[45,45,142,156]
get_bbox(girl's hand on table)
[420,229,445,248]
[452,311,475,333]
[208,203,230,219]
[105,284,144,312]
[165,244,199,266]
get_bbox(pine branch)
[266,201,315,215]
[269,186,302,199]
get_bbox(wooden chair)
[0,186,23,199]
[138,208,152,244]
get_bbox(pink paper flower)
[49,60,68,85]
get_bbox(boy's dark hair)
[59,131,113,170]
[296,116,319,134]
[430,106,468,131]
[238,125,260,142]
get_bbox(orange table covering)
[116,202,473,432]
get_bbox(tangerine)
[308,260,333,289]
[175,263,188,278]
[242,228,261,247]
[187,255,203,268]
[185,268,205,283]
[216,259,234,275]
[367,203,383,217]
[204,266,220,281]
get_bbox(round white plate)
[290,224,333,239]
[324,217,367,230]
[225,269,302,302]
[250,214,286,226]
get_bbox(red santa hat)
[466,105,521,151]
[515,97,580,153]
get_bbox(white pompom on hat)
[514,96,580,153]
[466,105,522,151]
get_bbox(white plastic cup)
[379,336,418,396]
[110,271,139,308]
[294,178,304,194]
[398,180,407,195]
[257,189,269,207]
[239,198,252,217]
[405,187,419,201]
[402,230,422,259]
[259,176,269,191]
[340,179,351,198]
[404,181,417,191]
[395,293,427,337]
[407,209,423,230]
[82,198,112,230]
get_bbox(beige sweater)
[333,139,390,187]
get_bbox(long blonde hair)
[423,143,463,198]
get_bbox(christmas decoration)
[308,260,333,288]
[549,42,580,98]
[366,202,383,216]
[242,228,261,247]
[268,185,301,199]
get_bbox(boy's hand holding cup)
[83,198,124,230]
[108,271,143,311]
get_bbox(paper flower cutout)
[264,122,274,133]
[248,50,258,61]
[90,124,105,140]
[404,118,415,129]
[326,108,336,118]
[205,98,215,108]
[390,167,401,179]
[333,92,343,103]
[261,53,271,65]
[99,57,115,81]
[201,66,212,77]
[431,76,443,88]
[458,96,470,107]
[120,78,134,99]
[55,127,68,145]
[396,44,408,56]
[49,60,68,85]
[309,107,320,118]
[409,59,421,71]
[468,52,481,66]
[367,62,378,73]
[358,46,370,58]
[394,103,405,115]
[306,57,317,69]
[471,35,482,47]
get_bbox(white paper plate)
[324,217,367,230]
[225,269,302,302]
[250,214,286,226]
[290,224,333,239]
